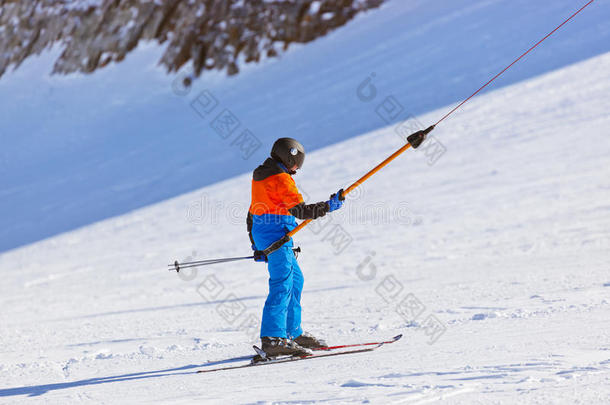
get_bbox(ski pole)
[261,126,435,256]
[170,247,301,271]
[169,256,253,272]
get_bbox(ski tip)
[392,334,403,341]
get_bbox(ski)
[196,334,402,374]
[314,333,402,351]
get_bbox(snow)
[1,0,610,253]
[1,0,610,402]
[1,48,609,403]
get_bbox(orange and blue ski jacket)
[247,158,328,250]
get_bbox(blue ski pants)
[251,215,303,339]
[260,245,303,338]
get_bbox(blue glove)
[327,189,345,212]
[252,244,268,263]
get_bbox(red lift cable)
[433,0,596,127]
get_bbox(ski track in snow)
[0,49,609,403]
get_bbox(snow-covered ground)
[1,48,609,403]
[2,0,609,252]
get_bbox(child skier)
[247,138,345,357]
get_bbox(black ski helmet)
[271,138,305,171]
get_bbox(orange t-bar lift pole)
[261,125,434,255]
[291,126,434,235]
[261,0,596,256]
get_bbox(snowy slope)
[1,51,609,403]
[1,0,609,252]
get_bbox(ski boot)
[293,331,328,349]
[252,337,312,363]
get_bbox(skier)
[247,138,345,357]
